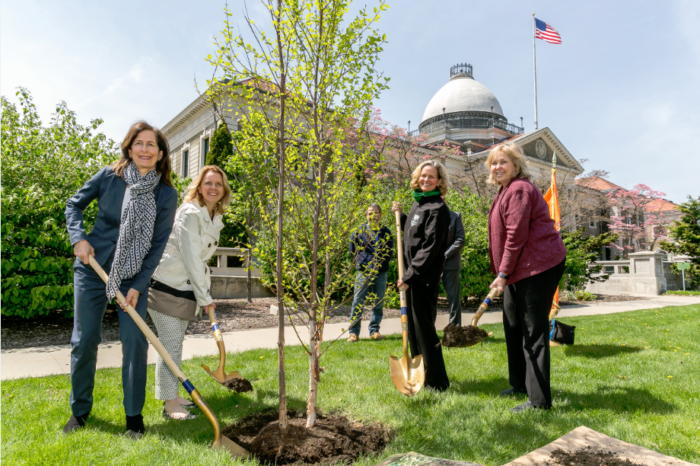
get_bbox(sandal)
[162,408,197,420]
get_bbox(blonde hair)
[484,143,532,185]
[183,165,232,216]
[410,160,450,195]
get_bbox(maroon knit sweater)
[488,177,567,285]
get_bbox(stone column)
[628,251,667,295]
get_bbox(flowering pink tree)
[607,184,670,255]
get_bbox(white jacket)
[152,201,224,308]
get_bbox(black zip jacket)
[400,196,450,286]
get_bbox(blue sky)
[2,0,698,203]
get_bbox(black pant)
[406,281,450,391]
[503,259,565,408]
[441,269,462,326]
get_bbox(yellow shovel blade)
[389,354,425,396]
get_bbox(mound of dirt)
[546,447,644,466]
[441,323,489,347]
[224,378,254,393]
[222,409,392,465]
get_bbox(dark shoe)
[162,408,197,421]
[510,400,534,412]
[125,414,145,439]
[62,413,89,434]
[500,387,527,397]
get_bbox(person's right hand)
[391,201,402,214]
[73,240,95,264]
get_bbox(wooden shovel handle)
[471,287,499,327]
[88,256,188,383]
[394,211,409,359]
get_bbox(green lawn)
[3,305,699,466]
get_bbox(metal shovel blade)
[201,364,244,385]
[389,354,425,396]
[216,434,250,458]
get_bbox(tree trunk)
[306,318,319,428]
[275,0,288,434]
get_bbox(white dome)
[421,73,504,122]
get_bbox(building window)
[182,149,189,177]
[589,220,596,228]
[201,137,210,167]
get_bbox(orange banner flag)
[544,153,561,314]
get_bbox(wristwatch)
[498,272,509,279]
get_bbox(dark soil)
[546,447,645,466]
[441,323,489,347]
[224,377,254,393]
[222,409,392,466]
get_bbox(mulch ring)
[222,409,392,466]
[441,323,490,348]
[545,446,644,466]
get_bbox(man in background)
[441,200,465,325]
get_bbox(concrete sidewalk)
[2,295,699,381]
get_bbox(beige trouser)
[147,308,189,401]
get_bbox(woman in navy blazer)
[63,121,178,438]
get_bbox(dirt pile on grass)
[545,446,645,466]
[222,409,392,465]
[441,323,489,347]
[223,378,253,393]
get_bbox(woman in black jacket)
[391,160,451,391]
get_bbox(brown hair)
[183,165,232,216]
[112,121,173,187]
[410,160,450,195]
[484,143,531,185]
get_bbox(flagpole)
[533,13,538,130]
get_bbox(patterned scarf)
[106,163,161,300]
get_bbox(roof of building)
[645,198,679,212]
[575,176,623,191]
[421,68,504,122]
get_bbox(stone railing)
[585,251,685,296]
[209,247,272,301]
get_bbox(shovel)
[201,305,244,386]
[88,256,248,458]
[389,210,426,397]
[464,288,497,346]
[440,288,496,348]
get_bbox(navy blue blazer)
[65,166,178,294]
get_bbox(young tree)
[1,89,118,318]
[606,184,669,255]
[209,0,388,429]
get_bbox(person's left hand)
[489,276,507,296]
[119,288,141,311]
[397,279,409,291]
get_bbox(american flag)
[535,18,562,44]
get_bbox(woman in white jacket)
[147,165,231,420]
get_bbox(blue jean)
[70,261,149,418]
[349,271,387,336]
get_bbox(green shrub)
[664,290,700,296]
[560,228,619,291]
[1,89,118,318]
[575,290,597,301]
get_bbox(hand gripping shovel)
[389,210,426,397]
[88,256,248,458]
[201,306,244,386]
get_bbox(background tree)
[606,183,669,255]
[559,229,619,292]
[660,196,700,289]
[1,89,119,318]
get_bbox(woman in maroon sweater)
[487,143,566,412]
